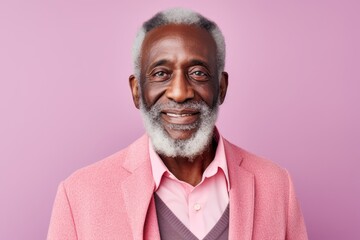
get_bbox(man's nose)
[165,72,194,103]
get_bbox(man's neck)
[159,139,217,186]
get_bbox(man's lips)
[165,112,196,117]
[161,110,200,125]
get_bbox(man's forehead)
[141,24,217,60]
[142,24,215,48]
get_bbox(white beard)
[140,99,219,160]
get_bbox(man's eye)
[193,71,205,76]
[154,71,166,77]
[190,71,209,81]
[151,71,170,81]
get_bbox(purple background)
[1,0,359,239]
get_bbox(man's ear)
[129,75,140,109]
[219,72,228,105]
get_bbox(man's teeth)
[166,113,193,117]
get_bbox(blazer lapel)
[121,135,160,240]
[225,139,255,240]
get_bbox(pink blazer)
[48,135,308,239]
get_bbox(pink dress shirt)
[149,132,230,239]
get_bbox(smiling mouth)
[165,112,196,117]
[161,110,200,126]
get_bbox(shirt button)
[193,203,201,211]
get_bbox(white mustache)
[152,101,205,113]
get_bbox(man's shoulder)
[61,135,148,191]
[223,138,289,180]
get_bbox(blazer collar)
[224,138,255,240]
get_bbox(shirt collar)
[149,127,230,191]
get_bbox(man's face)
[137,24,226,133]
[129,24,228,157]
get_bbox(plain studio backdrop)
[0,0,359,239]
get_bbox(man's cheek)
[143,87,167,107]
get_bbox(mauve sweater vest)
[154,193,229,240]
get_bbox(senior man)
[48,8,308,240]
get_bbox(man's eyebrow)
[148,59,169,70]
[188,59,211,69]
[148,59,211,70]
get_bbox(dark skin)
[129,24,228,186]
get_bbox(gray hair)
[132,8,226,80]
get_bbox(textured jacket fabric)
[47,134,308,240]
